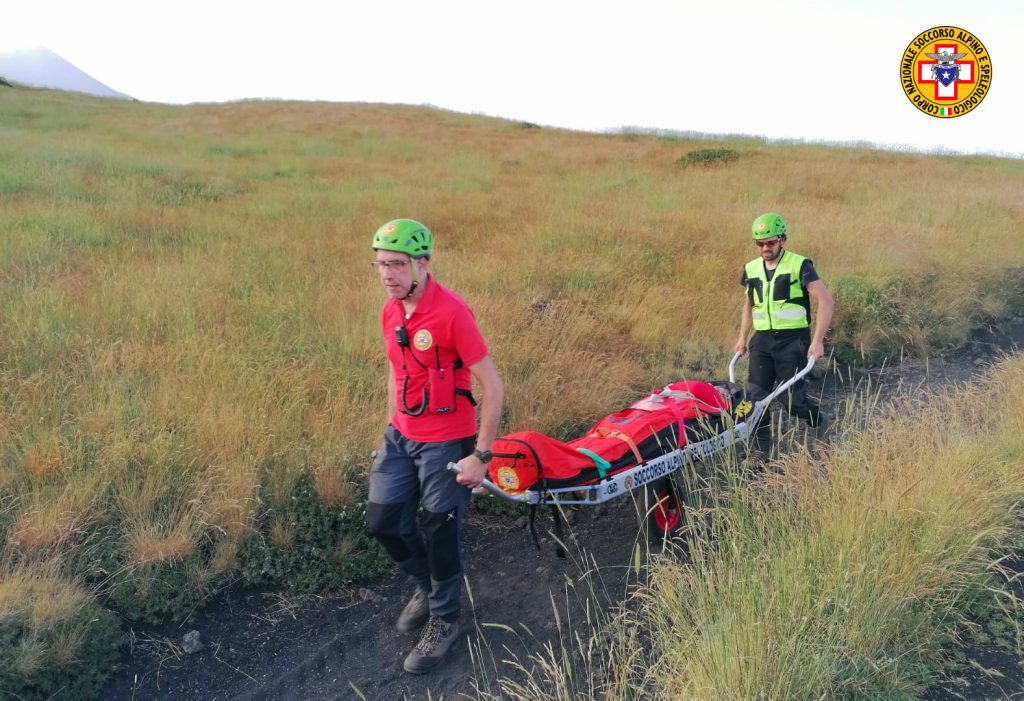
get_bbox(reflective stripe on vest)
[744,251,810,331]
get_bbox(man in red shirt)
[367,218,504,674]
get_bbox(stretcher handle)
[446,462,527,503]
[728,352,741,384]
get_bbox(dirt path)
[99,321,1024,701]
[100,495,648,701]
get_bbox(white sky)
[3,0,1022,157]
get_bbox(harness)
[395,316,476,416]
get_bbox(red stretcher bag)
[489,380,730,495]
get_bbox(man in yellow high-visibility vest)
[734,213,835,455]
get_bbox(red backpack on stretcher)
[488,380,730,495]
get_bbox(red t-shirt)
[382,276,489,442]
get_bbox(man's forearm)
[475,386,504,450]
[738,316,751,342]
[467,356,504,451]
[736,297,752,345]
[811,297,834,346]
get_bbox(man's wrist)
[473,448,492,464]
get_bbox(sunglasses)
[755,238,782,248]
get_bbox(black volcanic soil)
[99,320,1024,701]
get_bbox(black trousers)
[746,328,824,449]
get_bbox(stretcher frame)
[449,354,815,506]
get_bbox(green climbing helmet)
[751,213,788,240]
[372,219,433,258]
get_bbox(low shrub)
[0,591,122,700]
[830,272,996,365]
[679,148,740,167]
[238,473,388,591]
[107,553,220,624]
[997,267,1024,316]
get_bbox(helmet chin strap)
[403,260,423,300]
[774,238,786,259]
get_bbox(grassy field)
[1,85,1023,697]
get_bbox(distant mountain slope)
[0,47,132,100]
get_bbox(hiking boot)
[740,448,769,471]
[403,615,460,674]
[396,588,430,633]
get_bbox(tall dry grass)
[646,356,1024,699]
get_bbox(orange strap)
[589,428,643,465]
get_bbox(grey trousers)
[367,425,474,619]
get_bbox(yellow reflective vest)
[744,251,810,331]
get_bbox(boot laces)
[414,617,450,654]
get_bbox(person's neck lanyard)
[396,309,441,416]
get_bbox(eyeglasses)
[370,259,410,271]
[755,238,782,248]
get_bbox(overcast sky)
[3,0,1022,157]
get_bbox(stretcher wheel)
[647,478,682,542]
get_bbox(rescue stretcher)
[449,354,815,515]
